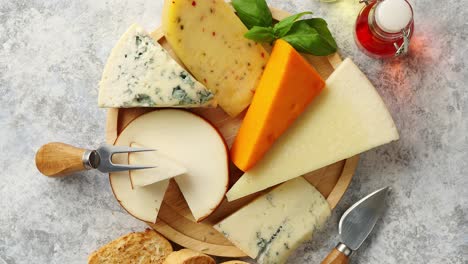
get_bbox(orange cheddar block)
[230,39,325,172]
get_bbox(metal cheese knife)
[321,187,390,264]
[35,142,155,177]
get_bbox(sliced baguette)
[88,229,173,264]
[220,261,251,264]
[163,249,215,264]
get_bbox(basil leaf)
[232,0,272,29]
[282,21,337,56]
[244,26,275,43]
[273,11,313,38]
[301,18,337,50]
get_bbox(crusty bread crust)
[163,249,215,264]
[88,229,173,264]
[219,261,251,264]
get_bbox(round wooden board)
[105,7,359,258]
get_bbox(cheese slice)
[162,0,269,116]
[215,177,331,264]
[99,24,215,108]
[129,143,187,188]
[227,59,399,201]
[109,176,169,223]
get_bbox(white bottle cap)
[375,0,412,33]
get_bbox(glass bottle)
[354,0,414,59]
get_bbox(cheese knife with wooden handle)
[322,187,390,264]
[35,142,155,177]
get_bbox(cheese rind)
[215,177,331,264]
[109,175,169,223]
[129,143,187,188]
[162,0,269,116]
[226,58,399,201]
[99,24,215,108]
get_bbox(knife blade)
[321,186,390,264]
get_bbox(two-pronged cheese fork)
[35,142,155,177]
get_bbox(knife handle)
[321,243,351,264]
[35,142,92,177]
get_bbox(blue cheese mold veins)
[98,24,215,108]
[215,177,331,264]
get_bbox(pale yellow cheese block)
[226,58,399,201]
[162,0,269,116]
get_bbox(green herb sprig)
[232,0,337,56]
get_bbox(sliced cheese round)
[129,142,187,188]
[110,109,229,223]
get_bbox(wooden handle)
[321,248,349,264]
[35,142,88,177]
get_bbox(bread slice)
[88,229,173,264]
[220,261,251,264]
[163,249,215,264]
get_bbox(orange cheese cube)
[230,39,325,171]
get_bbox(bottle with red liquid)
[354,0,414,58]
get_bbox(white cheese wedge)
[162,0,269,116]
[111,110,229,222]
[227,58,399,201]
[99,24,215,108]
[128,143,187,188]
[215,177,331,264]
[109,176,169,223]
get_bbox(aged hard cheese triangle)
[99,24,215,108]
[162,0,269,116]
[231,39,325,171]
[129,143,187,188]
[226,58,399,201]
[215,177,331,264]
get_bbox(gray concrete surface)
[0,0,466,263]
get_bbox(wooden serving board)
[105,7,358,258]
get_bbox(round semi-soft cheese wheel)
[110,109,229,223]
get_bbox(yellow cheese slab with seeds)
[162,0,269,116]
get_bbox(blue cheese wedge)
[98,24,215,108]
[215,177,331,264]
